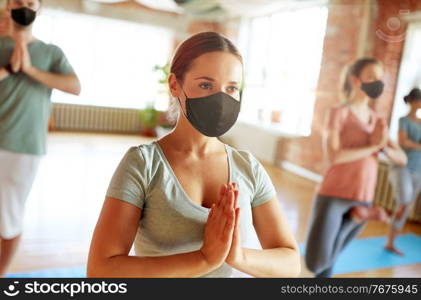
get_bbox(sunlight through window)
[34,9,174,110]
[238,6,328,136]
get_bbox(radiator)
[373,161,421,223]
[50,103,142,133]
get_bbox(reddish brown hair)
[170,31,243,84]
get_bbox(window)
[34,9,174,110]
[237,6,328,136]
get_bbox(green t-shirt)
[0,36,75,155]
[106,142,277,277]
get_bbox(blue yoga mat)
[6,234,421,277]
[301,233,421,275]
[6,266,86,278]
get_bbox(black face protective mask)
[360,80,384,99]
[177,88,241,137]
[11,7,36,26]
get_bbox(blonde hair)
[340,58,381,102]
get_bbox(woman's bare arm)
[382,138,407,167]
[322,109,382,165]
[325,127,380,165]
[87,197,215,278]
[398,129,421,150]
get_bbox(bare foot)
[351,206,390,223]
[372,206,390,223]
[385,245,405,256]
[350,207,364,223]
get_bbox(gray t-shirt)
[0,36,75,155]
[106,141,277,277]
[399,116,421,173]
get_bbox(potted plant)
[139,104,159,137]
[152,62,176,137]
[153,62,170,91]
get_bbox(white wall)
[221,121,297,163]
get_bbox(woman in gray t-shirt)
[87,32,300,278]
[385,88,421,256]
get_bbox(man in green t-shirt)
[0,0,81,277]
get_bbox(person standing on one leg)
[0,0,81,277]
[87,32,300,278]
[385,88,421,256]
[304,58,407,278]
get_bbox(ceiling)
[88,0,327,19]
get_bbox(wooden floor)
[8,132,421,277]
[261,159,421,277]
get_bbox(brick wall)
[276,0,421,175]
[276,0,370,174]
[372,0,421,120]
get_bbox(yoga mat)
[6,266,86,278]
[301,233,421,275]
[7,234,421,277]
